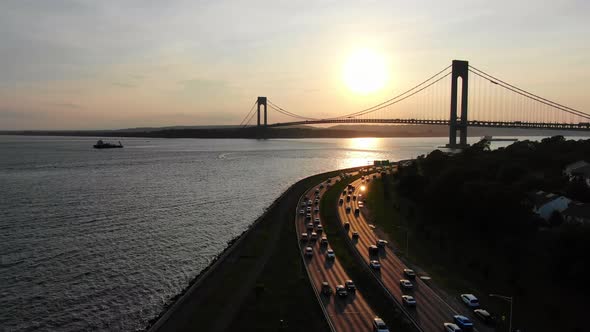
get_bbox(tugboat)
[93,139,123,149]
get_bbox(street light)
[489,293,513,332]
[392,225,409,257]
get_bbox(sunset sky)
[1,0,588,129]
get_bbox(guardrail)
[295,186,337,332]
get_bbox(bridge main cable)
[327,64,452,120]
[469,65,590,120]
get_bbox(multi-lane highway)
[296,177,380,332]
[337,174,494,332]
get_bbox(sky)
[0,0,589,130]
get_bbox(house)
[530,190,571,220]
[564,161,590,186]
[562,202,590,224]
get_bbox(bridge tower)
[257,97,267,127]
[447,60,469,148]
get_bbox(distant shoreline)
[2,125,588,139]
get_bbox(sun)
[342,49,388,95]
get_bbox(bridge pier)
[256,97,268,138]
[447,60,470,149]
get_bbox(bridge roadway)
[338,175,494,332]
[296,176,378,332]
[268,118,590,131]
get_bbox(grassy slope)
[225,172,348,332]
[319,176,417,332]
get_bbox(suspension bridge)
[239,60,590,148]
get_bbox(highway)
[296,176,378,332]
[337,173,494,332]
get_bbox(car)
[403,268,416,279]
[315,198,320,204]
[368,245,379,255]
[339,198,344,205]
[342,190,347,195]
[310,232,318,240]
[306,206,312,212]
[443,323,462,332]
[299,209,305,215]
[314,217,320,224]
[354,208,360,215]
[307,200,312,205]
[314,207,319,213]
[352,195,356,201]
[401,295,416,306]
[315,188,320,193]
[473,309,496,325]
[326,178,331,183]
[453,315,473,330]
[336,285,348,297]
[320,236,328,245]
[352,231,359,239]
[301,233,308,241]
[345,206,351,213]
[460,294,479,308]
[346,195,351,202]
[399,279,413,289]
[345,280,356,292]
[343,222,350,230]
[321,281,332,295]
[372,317,390,332]
[376,239,387,247]
[326,249,335,259]
[304,247,313,257]
[369,260,381,270]
[319,184,324,189]
[307,222,314,230]
[316,224,323,232]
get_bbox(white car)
[399,279,413,289]
[299,209,304,215]
[401,295,416,306]
[301,233,308,241]
[326,249,335,259]
[460,294,479,308]
[316,224,323,232]
[372,317,390,332]
[443,322,462,332]
[304,246,313,257]
[310,232,318,240]
[320,236,328,245]
[306,206,312,212]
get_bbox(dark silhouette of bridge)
[239,60,590,148]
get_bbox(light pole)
[489,293,513,332]
[393,225,409,257]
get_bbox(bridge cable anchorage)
[267,100,320,120]
[469,65,590,120]
[240,100,259,127]
[326,65,452,120]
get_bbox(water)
[0,135,571,331]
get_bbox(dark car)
[339,198,344,205]
[345,280,356,292]
[368,245,379,256]
[344,222,350,230]
[321,281,332,296]
[403,268,416,279]
[453,315,473,330]
[336,285,348,297]
[473,309,496,326]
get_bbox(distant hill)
[1,124,588,138]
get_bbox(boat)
[481,135,518,142]
[93,139,123,149]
